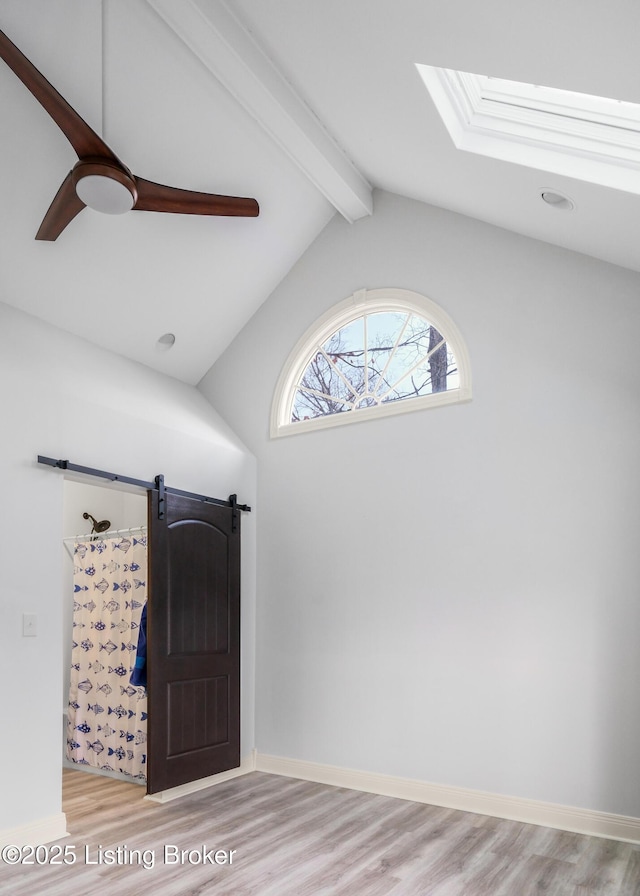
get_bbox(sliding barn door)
[146,491,240,794]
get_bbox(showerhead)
[83,512,111,533]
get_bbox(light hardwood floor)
[1,768,639,895]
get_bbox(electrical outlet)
[22,613,37,637]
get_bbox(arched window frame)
[271,287,472,438]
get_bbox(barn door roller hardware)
[37,456,251,521]
[155,474,166,520]
[229,494,240,532]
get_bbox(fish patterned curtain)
[66,533,148,782]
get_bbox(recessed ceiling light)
[156,333,176,351]
[541,190,574,211]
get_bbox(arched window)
[271,288,472,437]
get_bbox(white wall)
[62,481,147,542]
[0,302,256,834]
[200,189,640,818]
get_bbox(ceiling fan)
[0,27,259,241]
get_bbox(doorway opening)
[62,478,148,788]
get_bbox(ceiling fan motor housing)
[72,158,138,214]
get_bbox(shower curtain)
[66,532,148,782]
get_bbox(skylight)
[416,66,640,194]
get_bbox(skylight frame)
[417,65,640,194]
[477,75,640,131]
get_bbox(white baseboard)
[255,753,640,844]
[0,813,68,847]
[144,750,257,804]
[6,754,639,846]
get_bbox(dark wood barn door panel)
[147,492,240,794]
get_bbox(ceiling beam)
[145,0,373,222]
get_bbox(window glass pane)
[385,318,436,386]
[382,342,458,403]
[320,318,365,393]
[321,318,364,355]
[292,347,357,422]
[382,369,434,403]
[365,312,409,395]
[292,387,351,421]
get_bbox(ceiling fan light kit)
[0,27,259,240]
[72,158,138,214]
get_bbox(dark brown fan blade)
[133,177,259,217]
[35,171,86,241]
[0,28,120,163]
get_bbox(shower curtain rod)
[63,525,148,544]
[62,526,147,558]
[37,455,250,529]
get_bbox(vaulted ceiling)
[2,0,639,384]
